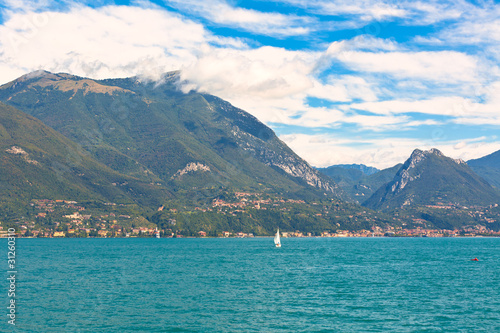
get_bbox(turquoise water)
[2,237,499,332]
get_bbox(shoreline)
[3,234,500,239]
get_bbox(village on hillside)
[1,194,499,238]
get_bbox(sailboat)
[274,228,281,248]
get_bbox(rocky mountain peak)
[395,148,449,193]
[2,70,134,97]
[407,148,448,170]
[15,70,79,83]
[428,148,444,156]
[364,147,500,210]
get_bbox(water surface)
[2,237,499,332]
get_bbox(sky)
[0,0,500,169]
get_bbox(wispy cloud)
[275,0,407,21]
[326,43,480,83]
[400,0,466,25]
[440,18,500,47]
[0,0,51,12]
[344,80,500,121]
[308,75,378,103]
[280,132,500,169]
[163,0,314,37]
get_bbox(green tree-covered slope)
[0,101,169,219]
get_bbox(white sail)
[274,228,281,247]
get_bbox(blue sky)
[0,0,499,168]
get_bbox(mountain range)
[363,148,500,211]
[468,150,500,190]
[0,71,341,202]
[321,163,379,176]
[1,70,499,233]
[0,70,347,229]
[317,163,401,202]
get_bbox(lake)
[2,237,499,332]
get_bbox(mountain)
[364,148,500,211]
[318,164,401,202]
[5,70,498,234]
[0,101,169,218]
[0,71,342,205]
[326,164,379,175]
[468,150,500,189]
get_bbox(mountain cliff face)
[0,70,342,200]
[363,148,500,210]
[200,95,340,194]
[468,150,500,189]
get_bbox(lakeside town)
[1,224,499,238]
[1,195,499,238]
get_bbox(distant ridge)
[364,148,500,210]
[468,149,500,189]
[329,163,379,175]
[317,164,400,202]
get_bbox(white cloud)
[412,36,444,45]
[317,0,406,20]
[279,133,424,169]
[0,5,223,82]
[431,2,500,45]
[180,45,317,100]
[0,0,51,12]
[277,0,407,21]
[273,0,472,27]
[444,19,500,44]
[327,44,480,83]
[347,35,400,51]
[345,96,473,116]
[412,2,500,65]
[402,0,465,25]
[0,4,370,133]
[342,114,410,130]
[454,116,500,126]
[306,75,379,103]
[279,132,500,169]
[307,81,351,103]
[344,80,500,122]
[163,0,313,37]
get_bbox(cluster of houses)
[31,199,85,213]
[212,192,306,211]
[3,197,499,238]
[312,224,500,237]
[2,222,499,238]
[16,225,166,238]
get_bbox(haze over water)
[6,237,500,332]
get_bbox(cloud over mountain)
[0,0,500,168]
